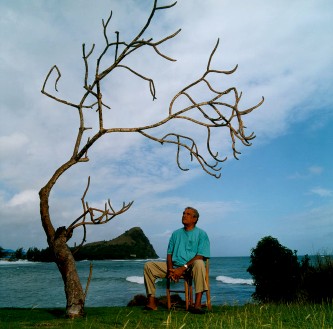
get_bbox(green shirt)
[167,226,210,267]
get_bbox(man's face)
[182,208,197,226]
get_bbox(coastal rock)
[73,227,158,260]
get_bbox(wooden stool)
[166,259,211,310]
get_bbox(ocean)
[0,257,254,308]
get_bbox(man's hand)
[168,267,185,282]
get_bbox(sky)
[0,0,332,257]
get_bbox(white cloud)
[308,166,323,175]
[310,187,333,198]
[288,166,325,180]
[7,190,39,207]
[0,133,29,156]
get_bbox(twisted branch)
[135,38,264,177]
[69,177,133,250]
[41,0,264,247]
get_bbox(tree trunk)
[54,227,85,318]
[40,184,85,318]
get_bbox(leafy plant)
[301,253,333,302]
[247,236,301,302]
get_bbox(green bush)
[0,246,6,258]
[26,246,54,262]
[247,236,301,302]
[301,254,333,302]
[9,247,26,260]
[248,236,333,303]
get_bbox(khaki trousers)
[144,259,208,297]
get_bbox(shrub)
[0,246,6,258]
[301,254,333,302]
[247,236,301,302]
[9,247,26,260]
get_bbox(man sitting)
[143,207,210,313]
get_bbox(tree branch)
[41,65,80,109]
[67,177,133,245]
[41,0,263,252]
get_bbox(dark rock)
[73,227,158,260]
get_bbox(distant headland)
[73,227,159,260]
[1,227,159,262]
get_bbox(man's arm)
[185,254,204,267]
[169,254,205,281]
[167,254,173,275]
[167,253,179,281]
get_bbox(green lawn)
[1,303,333,329]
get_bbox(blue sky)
[0,0,332,257]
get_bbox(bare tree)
[39,0,263,318]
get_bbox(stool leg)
[166,278,171,310]
[205,288,212,310]
[184,280,189,310]
[189,280,193,308]
[205,260,212,310]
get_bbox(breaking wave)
[126,276,144,284]
[125,274,253,286]
[216,275,253,285]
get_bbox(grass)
[1,303,333,329]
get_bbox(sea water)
[0,257,254,308]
